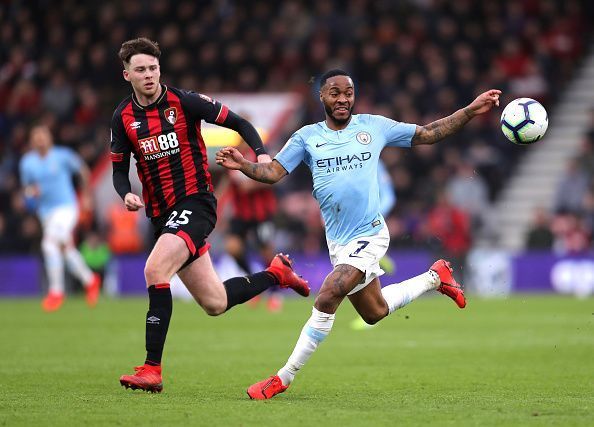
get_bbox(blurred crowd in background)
[1,0,594,267]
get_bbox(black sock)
[232,254,253,275]
[224,272,278,311]
[145,284,172,365]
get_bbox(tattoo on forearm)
[415,108,473,145]
[244,163,276,184]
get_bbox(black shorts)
[229,218,275,248]
[151,192,217,269]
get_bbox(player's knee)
[202,299,226,316]
[144,262,165,286]
[314,292,341,314]
[360,312,384,325]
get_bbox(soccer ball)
[500,98,548,145]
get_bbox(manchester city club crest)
[356,131,371,145]
[164,107,177,125]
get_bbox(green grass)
[1,295,593,426]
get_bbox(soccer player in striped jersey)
[217,69,501,400]
[111,38,310,393]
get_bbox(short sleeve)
[274,132,307,173]
[179,90,229,125]
[373,115,416,148]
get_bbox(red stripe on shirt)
[214,104,229,124]
[195,122,213,191]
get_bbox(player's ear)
[123,69,130,82]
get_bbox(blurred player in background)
[111,38,310,393]
[222,140,283,312]
[19,124,101,312]
[217,69,500,400]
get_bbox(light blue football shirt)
[377,160,396,216]
[275,114,416,245]
[19,146,82,219]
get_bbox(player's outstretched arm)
[216,147,287,184]
[412,89,501,146]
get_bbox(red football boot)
[266,253,310,297]
[85,273,101,307]
[247,375,289,400]
[42,292,64,312]
[120,364,163,393]
[430,259,466,309]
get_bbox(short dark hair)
[118,38,161,65]
[319,69,351,88]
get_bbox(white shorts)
[41,205,79,244]
[327,224,390,295]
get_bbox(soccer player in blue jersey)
[19,124,101,312]
[216,69,501,399]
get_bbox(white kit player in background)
[19,124,100,312]
[216,69,500,400]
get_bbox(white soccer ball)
[500,98,548,145]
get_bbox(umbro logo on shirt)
[130,121,142,130]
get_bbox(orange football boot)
[85,273,101,307]
[42,292,64,312]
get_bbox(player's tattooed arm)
[411,108,473,146]
[215,147,287,184]
[244,160,287,184]
[412,89,501,146]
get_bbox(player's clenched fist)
[124,193,144,211]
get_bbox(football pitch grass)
[1,295,592,426]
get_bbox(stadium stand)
[1,0,593,260]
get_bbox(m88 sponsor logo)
[139,131,180,160]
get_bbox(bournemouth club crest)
[164,107,177,125]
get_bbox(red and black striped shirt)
[110,85,229,217]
